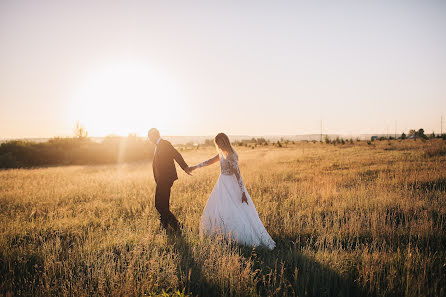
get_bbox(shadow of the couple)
[166,232,219,296]
[167,231,372,297]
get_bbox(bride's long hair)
[214,133,236,158]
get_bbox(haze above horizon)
[1,0,445,138]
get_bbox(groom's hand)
[184,166,193,176]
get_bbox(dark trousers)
[155,181,180,231]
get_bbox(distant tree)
[74,121,88,139]
[416,128,427,139]
[408,129,416,138]
[430,132,436,139]
[401,132,407,139]
[324,135,330,144]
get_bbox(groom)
[148,128,192,232]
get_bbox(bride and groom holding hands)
[148,128,275,250]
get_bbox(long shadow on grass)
[167,230,374,296]
[169,230,373,297]
[238,235,374,297]
[166,232,218,296]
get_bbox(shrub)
[324,136,330,144]
[0,152,21,168]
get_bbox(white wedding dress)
[199,152,276,250]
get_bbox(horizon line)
[1,130,442,141]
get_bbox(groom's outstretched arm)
[166,141,190,173]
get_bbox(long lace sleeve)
[228,154,245,194]
[195,154,219,168]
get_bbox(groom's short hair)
[148,128,160,138]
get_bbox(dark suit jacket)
[152,139,188,185]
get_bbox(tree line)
[0,123,154,169]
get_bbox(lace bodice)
[220,152,246,194]
[220,153,239,175]
[195,152,245,194]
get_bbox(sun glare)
[71,61,186,136]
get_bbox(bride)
[190,133,275,250]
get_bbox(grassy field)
[1,139,445,296]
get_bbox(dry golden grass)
[1,139,445,296]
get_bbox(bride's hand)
[189,165,197,172]
[241,193,248,205]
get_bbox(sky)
[1,0,445,138]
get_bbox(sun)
[71,61,186,136]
